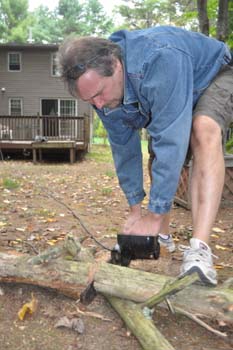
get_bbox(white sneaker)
[158,234,176,253]
[180,238,217,286]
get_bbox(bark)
[217,0,229,42]
[106,296,175,350]
[197,0,209,36]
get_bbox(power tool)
[110,234,160,266]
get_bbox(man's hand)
[123,203,142,232]
[123,210,164,236]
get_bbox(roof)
[0,43,59,50]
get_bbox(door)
[41,99,58,137]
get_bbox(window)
[60,100,76,116]
[8,52,21,71]
[59,100,77,137]
[9,98,23,116]
[51,53,60,76]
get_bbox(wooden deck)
[0,115,90,163]
[0,140,87,163]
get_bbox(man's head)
[58,37,124,109]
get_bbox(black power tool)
[110,234,160,266]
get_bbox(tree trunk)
[197,0,209,35]
[217,0,229,42]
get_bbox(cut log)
[0,251,233,324]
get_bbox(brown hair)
[58,36,122,97]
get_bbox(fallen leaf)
[18,293,38,321]
[0,222,7,227]
[215,244,231,251]
[47,241,55,246]
[21,207,28,211]
[214,264,224,270]
[27,234,36,241]
[47,218,57,223]
[55,316,85,334]
[16,227,26,232]
[211,234,219,239]
[212,227,225,233]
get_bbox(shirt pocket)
[122,103,149,129]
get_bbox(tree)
[115,0,177,30]
[58,0,113,37]
[114,0,200,31]
[30,5,62,44]
[82,0,113,36]
[0,0,31,42]
[196,0,230,42]
[197,0,209,35]
[216,0,229,41]
[0,0,113,44]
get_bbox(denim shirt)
[95,26,231,214]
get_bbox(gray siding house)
[0,43,93,162]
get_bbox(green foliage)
[30,6,62,44]
[114,0,200,30]
[93,113,108,144]
[226,138,233,154]
[0,0,113,43]
[101,187,113,195]
[2,177,20,189]
[58,0,113,38]
[105,170,115,178]
[86,144,113,163]
[1,0,232,45]
[227,0,233,48]
[115,0,174,29]
[0,0,31,42]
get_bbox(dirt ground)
[0,145,233,350]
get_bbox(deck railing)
[0,115,87,141]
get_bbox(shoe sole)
[180,266,217,286]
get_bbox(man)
[58,26,233,286]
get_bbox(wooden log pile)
[0,236,233,349]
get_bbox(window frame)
[8,52,22,72]
[59,99,77,116]
[9,98,23,116]
[51,52,60,77]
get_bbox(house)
[0,43,93,162]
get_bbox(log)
[0,251,233,324]
[106,296,175,350]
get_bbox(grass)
[226,138,233,154]
[102,187,113,196]
[2,177,20,190]
[89,139,149,161]
[35,208,56,218]
[86,144,113,163]
[105,170,115,178]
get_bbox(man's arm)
[124,49,194,235]
[96,107,146,208]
